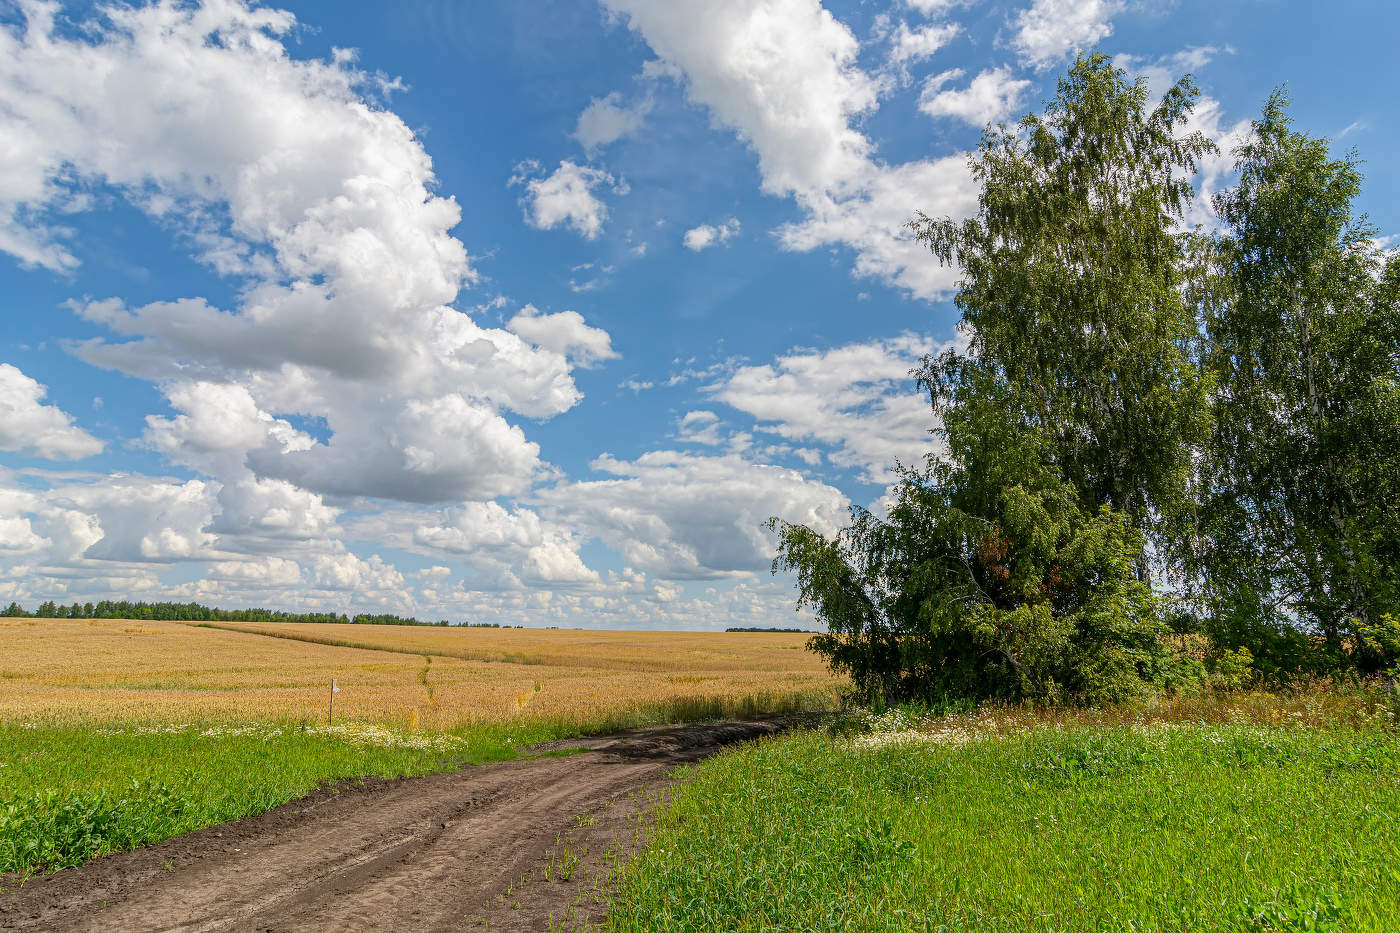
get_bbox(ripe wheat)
[0,619,837,730]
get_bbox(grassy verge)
[607,701,1400,932]
[0,718,564,876]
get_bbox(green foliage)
[1232,884,1344,933]
[607,724,1400,932]
[775,430,1165,705]
[0,780,186,874]
[1200,90,1400,673]
[913,54,1214,556]
[774,55,1203,705]
[1361,615,1400,675]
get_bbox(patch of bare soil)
[0,719,788,932]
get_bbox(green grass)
[607,721,1400,932]
[0,719,557,876]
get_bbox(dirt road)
[0,720,785,932]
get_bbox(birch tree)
[910,55,1215,583]
[1203,91,1400,672]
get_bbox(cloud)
[0,461,828,628]
[0,0,625,612]
[888,20,960,68]
[312,549,405,592]
[904,0,964,15]
[507,304,619,367]
[774,155,976,299]
[511,159,622,240]
[249,393,543,504]
[0,514,45,554]
[411,501,597,585]
[672,410,758,453]
[0,364,104,460]
[0,464,407,609]
[207,556,303,586]
[919,66,1031,126]
[710,335,948,483]
[602,0,975,299]
[604,0,878,200]
[208,477,339,542]
[575,92,654,151]
[1012,0,1125,70]
[683,218,741,251]
[1337,120,1367,140]
[40,474,218,564]
[336,499,596,588]
[676,410,724,445]
[538,450,848,579]
[0,2,612,507]
[0,2,468,284]
[142,380,315,477]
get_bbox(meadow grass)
[607,691,1400,932]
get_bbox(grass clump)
[608,705,1400,931]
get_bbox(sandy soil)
[0,720,786,932]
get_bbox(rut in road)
[0,720,787,933]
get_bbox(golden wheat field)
[0,619,839,729]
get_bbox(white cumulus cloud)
[538,450,848,580]
[1013,0,1124,71]
[0,364,104,460]
[683,218,741,251]
[575,92,654,151]
[711,335,949,483]
[507,304,619,367]
[919,66,1032,126]
[888,20,960,68]
[511,159,622,240]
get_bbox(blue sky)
[2,0,1396,628]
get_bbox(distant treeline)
[0,600,487,627]
[726,627,816,634]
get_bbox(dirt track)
[0,720,786,932]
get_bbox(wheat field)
[0,619,838,730]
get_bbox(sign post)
[329,678,340,724]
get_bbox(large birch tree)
[1202,92,1400,672]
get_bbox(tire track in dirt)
[0,720,786,932]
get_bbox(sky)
[1,0,1396,629]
